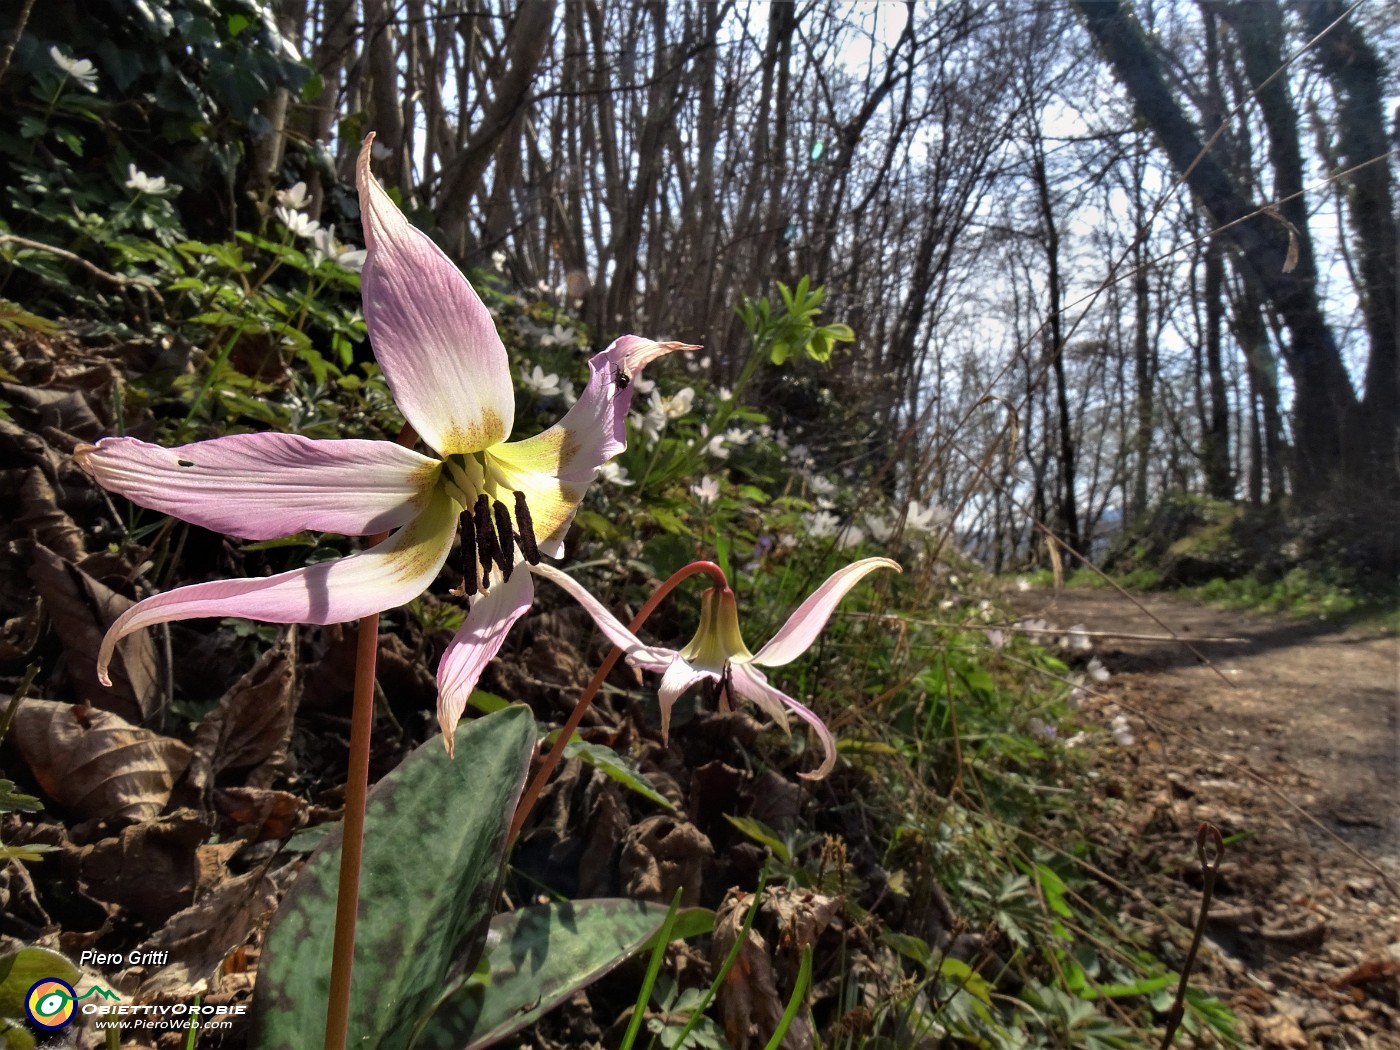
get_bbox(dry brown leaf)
[0,416,64,478]
[29,543,164,722]
[712,891,814,1050]
[213,787,306,841]
[131,867,277,999]
[12,699,191,822]
[77,810,211,925]
[619,814,713,906]
[189,631,297,791]
[20,467,86,562]
[0,381,104,438]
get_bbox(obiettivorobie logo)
[24,980,119,1030]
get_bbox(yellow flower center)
[679,587,755,673]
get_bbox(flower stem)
[508,560,727,845]
[324,423,415,1050]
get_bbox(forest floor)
[1011,587,1399,1050]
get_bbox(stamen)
[717,664,736,714]
[513,490,540,565]
[493,499,515,580]
[461,518,478,596]
[474,494,498,590]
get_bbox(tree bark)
[1294,0,1399,483]
[436,0,557,248]
[1073,0,1359,497]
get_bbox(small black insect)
[177,459,195,467]
[613,367,630,390]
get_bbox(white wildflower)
[275,181,309,210]
[50,47,97,90]
[865,514,894,543]
[905,499,950,535]
[1062,624,1092,652]
[692,476,720,506]
[276,206,319,240]
[124,164,169,196]
[540,323,576,348]
[310,227,366,272]
[662,387,695,419]
[520,365,563,398]
[598,461,633,486]
[1109,714,1135,747]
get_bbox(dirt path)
[1012,588,1399,1049]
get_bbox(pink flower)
[76,135,691,751]
[532,558,899,778]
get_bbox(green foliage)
[737,276,855,366]
[0,946,81,1048]
[415,900,713,1050]
[0,0,308,256]
[1191,568,1398,627]
[250,706,536,1049]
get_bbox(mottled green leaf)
[250,706,536,1049]
[0,947,80,1021]
[414,900,713,1050]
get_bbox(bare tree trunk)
[436,0,557,249]
[1294,0,1399,486]
[361,0,405,187]
[1073,0,1359,498]
[1201,234,1232,498]
[1030,139,1080,553]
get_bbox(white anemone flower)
[124,165,170,196]
[598,461,632,486]
[275,181,310,210]
[50,47,98,90]
[310,227,367,273]
[692,475,720,506]
[521,365,563,398]
[276,206,320,240]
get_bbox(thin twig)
[0,234,163,299]
[1160,823,1223,1050]
[0,0,37,86]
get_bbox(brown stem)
[507,560,727,845]
[323,422,415,1050]
[0,0,37,87]
[1160,822,1224,1049]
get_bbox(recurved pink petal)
[486,337,693,558]
[657,659,710,742]
[75,434,440,540]
[357,136,513,457]
[96,489,459,684]
[528,564,673,669]
[732,664,837,780]
[435,566,535,754]
[751,557,900,668]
